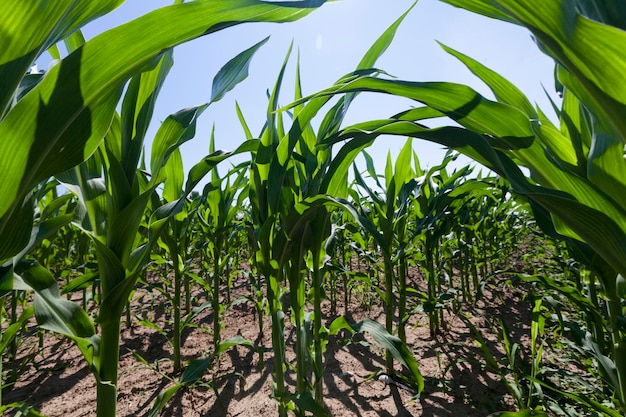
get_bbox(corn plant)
[155,192,200,372]
[324,209,368,314]
[241,5,426,413]
[155,101,255,374]
[304,0,626,413]
[0,0,326,264]
[0,2,329,415]
[197,155,250,354]
[243,45,339,415]
[351,140,420,364]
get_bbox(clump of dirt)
[3,266,532,417]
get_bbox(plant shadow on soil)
[4,269,531,417]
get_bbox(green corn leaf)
[97,272,141,328]
[121,49,174,183]
[148,384,181,417]
[393,138,415,194]
[0,0,327,262]
[57,158,108,236]
[439,0,520,24]
[324,135,380,197]
[61,271,99,294]
[149,335,259,417]
[330,117,626,278]
[0,306,34,352]
[523,374,623,417]
[557,69,626,210]
[14,260,98,360]
[357,1,417,70]
[329,317,424,393]
[559,86,591,164]
[393,106,445,122]
[0,0,124,115]
[328,123,502,175]
[150,104,209,185]
[92,238,126,300]
[13,212,74,262]
[273,3,416,197]
[186,140,260,194]
[352,163,384,208]
[0,402,48,417]
[106,190,152,264]
[317,195,390,255]
[439,42,536,118]
[11,73,45,108]
[442,0,626,140]
[384,151,394,191]
[162,149,185,204]
[314,76,535,148]
[0,194,34,262]
[180,357,212,384]
[102,141,134,217]
[64,29,87,54]
[210,36,270,104]
[462,315,503,375]
[0,264,15,298]
[235,102,254,140]
[16,261,95,337]
[215,335,258,357]
[526,190,626,285]
[291,392,331,417]
[269,42,294,172]
[39,192,74,219]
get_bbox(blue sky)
[74,0,557,182]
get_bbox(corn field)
[2,1,626,416]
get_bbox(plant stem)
[608,299,626,409]
[398,256,407,345]
[10,292,17,359]
[173,248,182,372]
[425,236,437,337]
[312,255,324,403]
[267,268,287,417]
[96,319,121,417]
[291,266,306,399]
[383,254,394,373]
[213,243,221,352]
[184,267,191,316]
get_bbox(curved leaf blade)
[0,0,326,219]
[210,36,270,104]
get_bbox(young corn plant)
[351,140,420,365]
[405,152,496,335]
[197,157,250,354]
[241,5,425,413]
[155,179,199,373]
[244,46,342,415]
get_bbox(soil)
[3,263,533,417]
